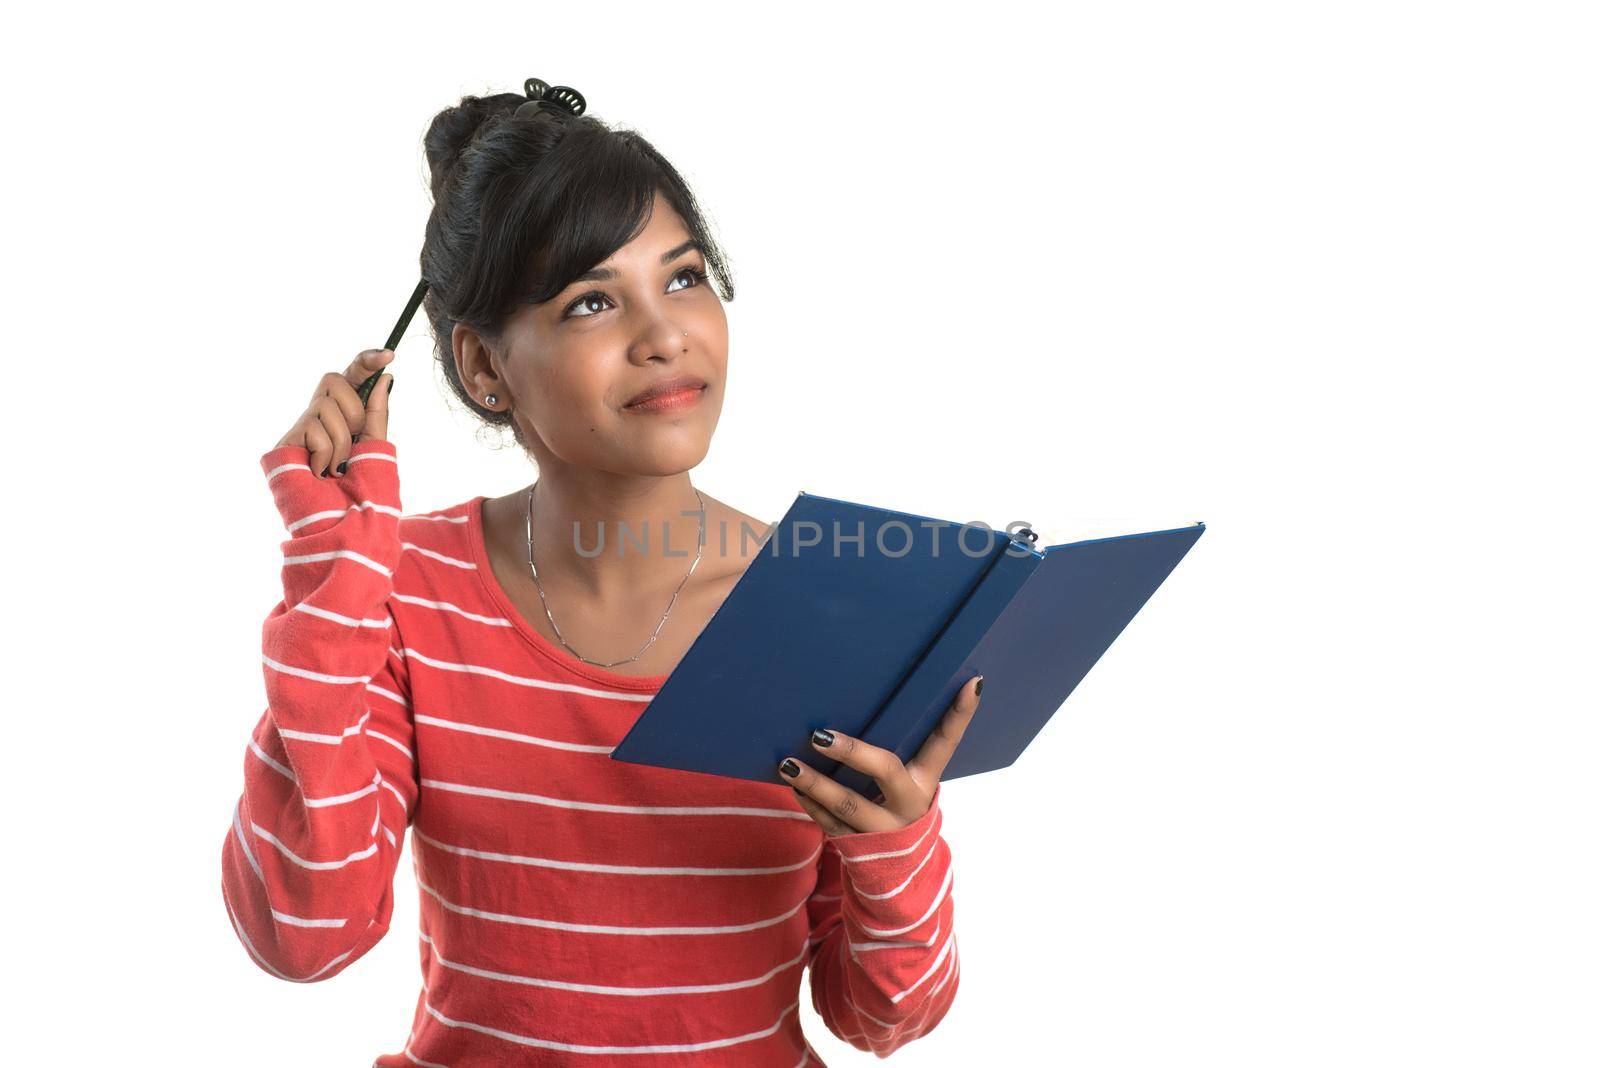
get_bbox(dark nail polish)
[811,728,834,748]
[974,675,984,697]
[320,466,330,478]
[387,375,395,396]
[336,461,348,476]
[779,758,801,779]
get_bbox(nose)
[628,322,693,364]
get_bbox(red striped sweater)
[220,438,961,1066]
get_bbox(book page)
[1006,514,1205,550]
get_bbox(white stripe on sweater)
[379,775,411,813]
[402,1044,449,1067]
[247,739,387,809]
[412,826,821,876]
[420,777,813,821]
[853,865,954,940]
[402,510,469,524]
[402,647,656,703]
[403,542,476,570]
[272,910,349,929]
[365,725,412,757]
[414,713,614,754]
[292,600,392,629]
[392,590,513,627]
[887,930,957,1006]
[246,737,295,781]
[261,652,372,686]
[849,918,942,954]
[847,943,958,1034]
[418,930,811,996]
[264,450,395,482]
[280,547,392,578]
[280,499,403,532]
[419,994,799,1056]
[249,821,379,870]
[277,710,370,746]
[850,831,942,902]
[227,815,355,932]
[836,808,941,864]
[416,874,809,936]
[232,800,263,882]
[309,776,380,810]
[366,682,410,710]
[224,897,353,983]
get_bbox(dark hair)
[418,89,736,448]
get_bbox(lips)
[625,375,707,408]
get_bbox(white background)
[5,1,1596,1064]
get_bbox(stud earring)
[484,394,499,407]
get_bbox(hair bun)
[422,92,523,194]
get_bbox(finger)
[309,367,369,437]
[908,674,983,783]
[358,373,394,444]
[777,757,898,834]
[300,418,334,478]
[349,350,394,444]
[343,347,394,391]
[308,394,354,478]
[322,350,388,446]
[809,728,922,816]
[790,788,852,837]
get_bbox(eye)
[560,264,710,320]
[667,265,709,292]
[563,292,611,319]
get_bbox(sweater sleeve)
[804,782,961,1058]
[219,438,419,983]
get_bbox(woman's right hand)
[276,349,395,478]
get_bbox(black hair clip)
[515,77,586,120]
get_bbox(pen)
[357,277,430,405]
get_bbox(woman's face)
[461,191,729,478]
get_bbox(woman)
[221,78,980,1066]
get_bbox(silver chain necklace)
[524,481,706,669]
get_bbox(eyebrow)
[569,239,702,284]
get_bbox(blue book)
[609,491,1205,795]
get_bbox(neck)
[523,465,706,603]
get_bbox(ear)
[452,322,503,408]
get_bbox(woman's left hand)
[777,674,983,837]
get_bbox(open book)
[609,491,1205,794]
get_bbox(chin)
[619,408,721,474]
[633,438,713,476]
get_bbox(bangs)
[514,127,664,307]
